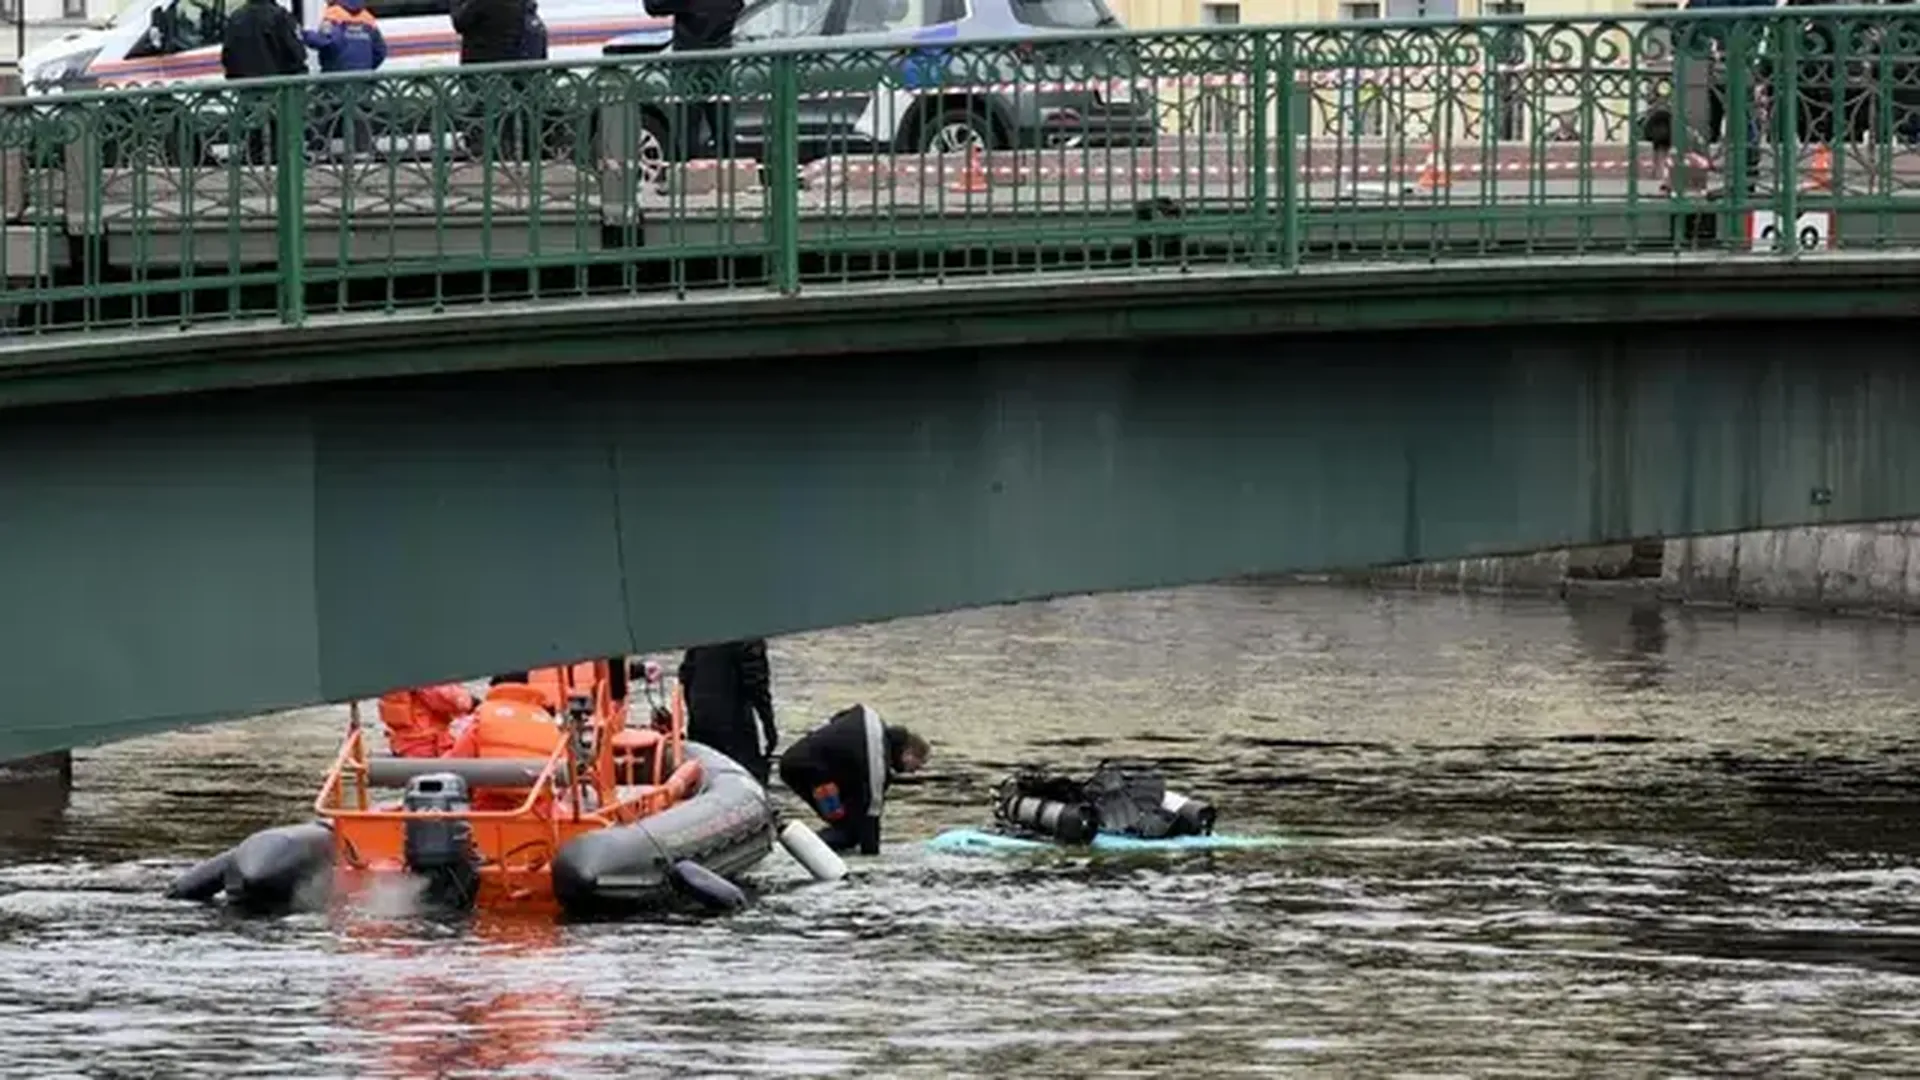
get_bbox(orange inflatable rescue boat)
[166,660,784,917]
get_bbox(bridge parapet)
[0,6,1913,345]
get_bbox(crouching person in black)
[778,705,929,855]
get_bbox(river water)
[3,584,1920,1077]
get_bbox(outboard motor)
[995,787,1098,845]
[402,773,478,906]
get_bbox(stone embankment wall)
[1351,523,1920,617]
[1359,543,1654,594]
[1662,522,1920,616]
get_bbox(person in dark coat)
[642,0,743,160]
[452,0,549,159]
[520,0,549,60]
[220,0,307,164]
[451,0,528,65]
[777,705,929,856]
[221,0,307,80]
[679,639,777,784]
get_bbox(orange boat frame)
[313,661,703,905]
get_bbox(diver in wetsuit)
[777,704,929,855]
[679,639,777,784]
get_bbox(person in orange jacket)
[377,684,477,758]
[444,674,567,810]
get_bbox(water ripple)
[2,587,1919,1074]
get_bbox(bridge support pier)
[0,750,72,792]
[0,750,73,849]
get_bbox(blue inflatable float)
[926,827,1288,856]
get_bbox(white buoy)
[779,820,848,882]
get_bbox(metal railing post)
[1772,12,1801,256]
[1250,31,1271,266]
[274,80,307,326]
[768,52,801,296]
[1724,19,1753,243]
[1275,30,1299,271]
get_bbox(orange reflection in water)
[332,909,602,1078]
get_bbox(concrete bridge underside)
[5,319,1919,758]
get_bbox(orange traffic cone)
[1802,143,1832,192]
[1413,141,1451,193]
[950,142,990,195]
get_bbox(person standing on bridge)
[220,0,308,164]
[303,0,387,74]
[302,0,387,156]
[642,0,742,162]
[778,705,929,856]
[452,0,528,66]
[679,639,778,784]
[221,0,307,81]
[1679,0,1768,176]
[452,0,542,158]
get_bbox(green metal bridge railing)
[0,6,1913,341]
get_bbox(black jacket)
[679,640,776,781]
[643,0,743,52]
[452,0,528,65]
[220,0,307,80]
[778,704,897,855]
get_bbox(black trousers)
[672,56,735,160]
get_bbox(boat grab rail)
[316,727,574,823]
[364,756,566,789]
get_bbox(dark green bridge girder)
[5,264,1920,758]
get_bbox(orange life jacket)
[446,687,566,811]
[446,683,563,758]
[377,684,473,758]
[466,709,564,760]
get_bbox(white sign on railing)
[1747,209,1832,253]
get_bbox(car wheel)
[637,108,671,184]
[920,107,995,155]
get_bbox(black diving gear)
[993,761,1217,844]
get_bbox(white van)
[19,0,669,95]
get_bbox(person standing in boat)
[377,683,478,757]
[443,673,566,811]
[445,674,562,757]
[678,639,778,784]
[777,705,930,856]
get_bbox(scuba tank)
[779,819,849,882]
[1160,789,1217,836]
[990,763,1221,843]
[995,786,1098,844]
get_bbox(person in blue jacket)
[304,0,387,155]
[304,0,387,72]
